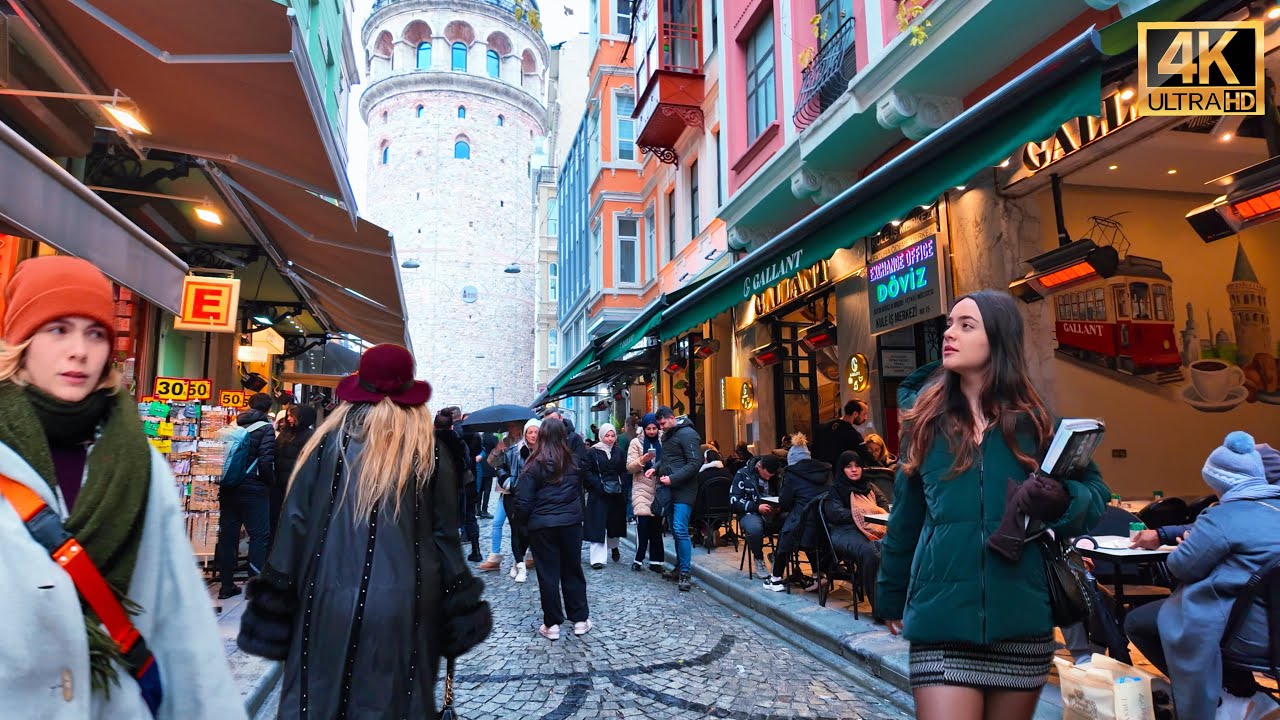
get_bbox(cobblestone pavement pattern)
[255,516,910,719]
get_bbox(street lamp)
[504,262,521,274]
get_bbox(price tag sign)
[219,390,246,408]
[157,421,175,438]
[153,377,190,402]
[187,379,213,400]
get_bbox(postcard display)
[137,400,238,561]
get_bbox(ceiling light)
[1221,132,1234,142]
[889,220,901,227]
[1269,6,1280,19]
[102,104,150,134]
[999,159,1011,168]
[194,206,222,225]
[1109,164,1118,171]
[252,313,275,325]
[954,185,966,191]
[1167,169,1178,175]
[1119,87,1135,101]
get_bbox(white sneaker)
[1219,692,1252,720]
[763,576,786,592]
[539,624,560,641]
[573,619,593,636]
[515,565,527,583]
[509,565,518,579]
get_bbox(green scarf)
[0,382,151,694]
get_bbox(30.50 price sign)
[187,379,213,400]
[153,377,190,401]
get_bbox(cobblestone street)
[254,517,911,719]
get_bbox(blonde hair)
[290,398,438,521]
[0,338,122,393]
[790,432,809,448]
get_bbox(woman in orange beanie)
[0,256,244,719]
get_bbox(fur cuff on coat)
[236,566,297,660]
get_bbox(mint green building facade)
[278,0,361,149]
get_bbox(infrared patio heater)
[1009,175,1120,302]
[1186,155,1280,242]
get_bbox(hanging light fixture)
[749,342,785,369]
[800,320,838,352]
[663,355,688,374]
[86,186,222,225]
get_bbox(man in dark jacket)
[764,435,831,592]
[730,455,784,578]
[653,405,701,591]
[216,392,277,599]
[813,400,876,469]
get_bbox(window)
[549,328,559,367]
[587,106,601,178]
[1131,282,1152,320]
[614,0,631,36]
[644,206,656,280]
[451,42,467,71]
[454,140,471,159]
[713,131,723,206]
[416,105,425,118]
[710,0,719,52]
[666,189,676,260]
[615,93,635,161]
[688,160,700,238]
[457,105,466,118]
[618,217,639,285]
[547,198,558,236]
[745,14,777,142]
[1112,286,1130,318]
[548,262,559,300]
[497,114,505,126]
[1153,284,1171,322]
[816,0,852,47]
[487,49,500,78]
[380,144,389,164]
[590,225,602,292]
[417,41,432,69]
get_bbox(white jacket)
[0,440,246,720]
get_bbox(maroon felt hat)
[335,344,432,406]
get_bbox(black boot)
[678,572,692,592]
[468,539,482,562]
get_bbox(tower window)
[416,42,432,69]
[458,105,466,119]
[487,49,500,78]
[452,42,468,71]
[381,145,389,165]
[455,140,471,159]
[416,105,425,118]
[497,114,505,126]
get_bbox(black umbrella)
[455,404,536,432]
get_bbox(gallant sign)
[741,250,805,299]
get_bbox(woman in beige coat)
[626,413,665,572]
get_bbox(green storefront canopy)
[545,344,597,397]
[594,261,728,367]
[655,28,1105,341]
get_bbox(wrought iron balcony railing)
[793,18,857,131]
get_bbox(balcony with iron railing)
[631,0,705,165]
[793,18,856,131]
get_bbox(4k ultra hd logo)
[1138,21,1264,116]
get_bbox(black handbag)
[597,452,623,495]
[1040,535,1095,627]
[439,658,459,720]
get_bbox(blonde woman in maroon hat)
[238,343,491,719]
[0,256,242,719]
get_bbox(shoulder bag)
[1040,535,1095,627]
[597,450,623,495]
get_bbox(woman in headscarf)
[0,257,242,718]
[823,450,890,619]
[585,423,629,569]
[237,344,491,718]
[626,413,666,572]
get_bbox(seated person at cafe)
[764,434,831,592]
[1124,432,1280,720]
[731,454,785,578]
[823,451,889,618]
[863,433,897,469]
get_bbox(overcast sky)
[345,0,588,210]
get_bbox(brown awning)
[209,165,411,349]
[25,0,356,214]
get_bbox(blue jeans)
[671,502,693,574]
[490,494,508,555]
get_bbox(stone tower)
[1227,242,1272,365]
[361,0,549,410]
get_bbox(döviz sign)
[868,234,945,335]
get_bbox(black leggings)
[634,515,666,564]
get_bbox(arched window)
[416,105,425,118]
[548,328,559,367]
[497,114,505,126]
[548,261,559,299]
[380,144,389,165]
[454,140,471,159]
[486,49,500,78]
[451,42,467,71]
[457,105,466,118]
[416,41,432,69]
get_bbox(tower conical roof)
[1232,242,1259,283]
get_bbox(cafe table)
[1073,535,1174,619]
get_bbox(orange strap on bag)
[0,474,154,677]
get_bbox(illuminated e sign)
[867,234,946,336]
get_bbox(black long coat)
[246,419,466,719]
[584,443,628,543]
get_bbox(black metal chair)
[1091,505,1142,537]
[781,497,826,595]
[1138,497,1189,531]
[1222,557,1280,704]
[695,477,738,553]
[738,517,778,579]
[816,505,861,618]
[1186,494,1218,522]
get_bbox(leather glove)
[1018,471,1070,522]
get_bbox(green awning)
[545,345,597,396]
[1099,0,1208,56]
[656,28,1104,340]
[595,257,729,367]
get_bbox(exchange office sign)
[867,234,946,335]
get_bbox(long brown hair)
[899,290,1051,478]
[527,416,572,484]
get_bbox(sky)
[345,0,588,210]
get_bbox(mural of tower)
[360,0,549,409]
[1228,242,1272,365]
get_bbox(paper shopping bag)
[1055,656,1157,720]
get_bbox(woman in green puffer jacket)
[876,290,1109,720]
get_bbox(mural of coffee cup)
[1189,360,1247,403]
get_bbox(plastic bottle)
[1129,521,1147,540]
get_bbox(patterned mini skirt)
[908,636,1056,691]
